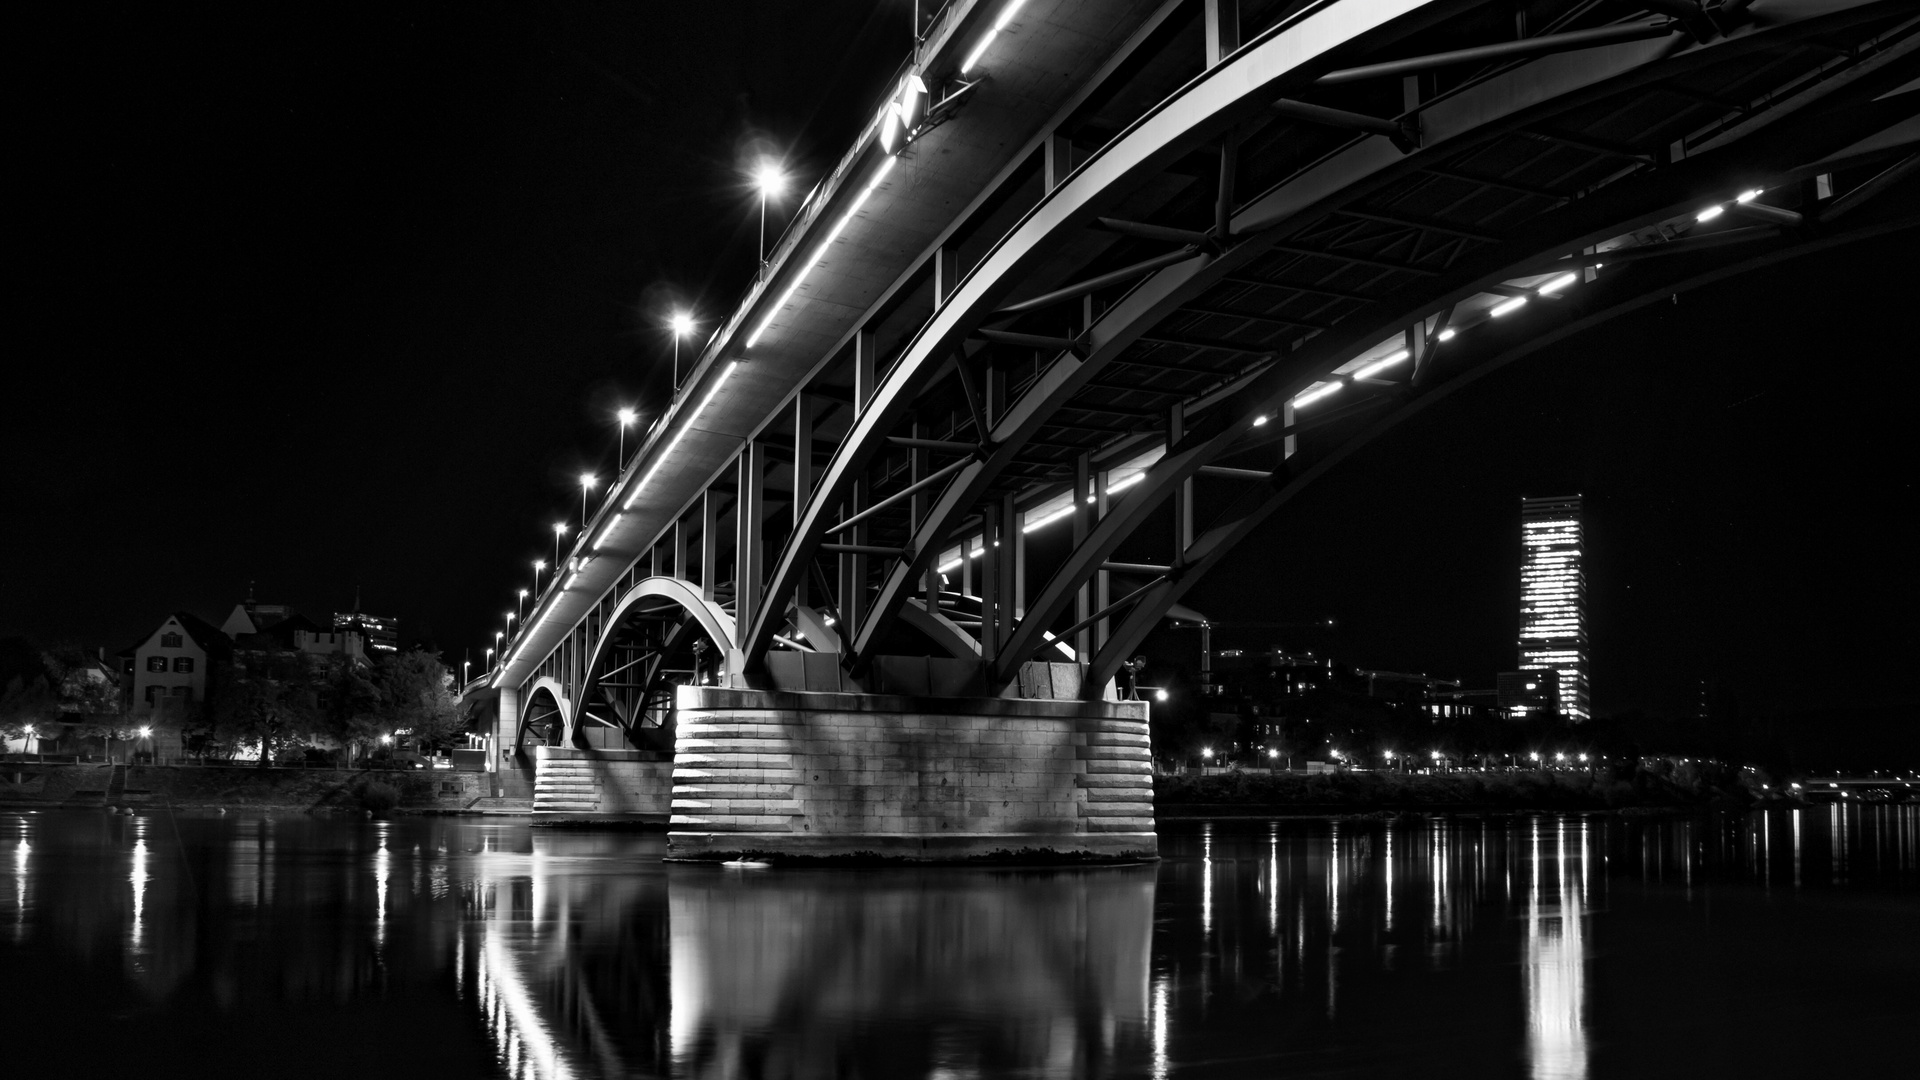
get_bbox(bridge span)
[461,0,1918,858]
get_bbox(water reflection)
[1,807,1917,1077]
[1525,821,1588,1080]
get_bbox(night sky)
[6,4,1913,724]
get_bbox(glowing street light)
[553,522,569,565]
[579,474,598,526]
[485,647,495,671]
[532,559,547,594]
[616,408,637,467]
[752,161,788,277]
[1201,747,1214,760]
[462,659,471,685]
[670,311,696,389]
[517,588,528,619]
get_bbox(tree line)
[1,635,467,767]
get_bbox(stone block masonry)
[669,686,1155,861]
[532,745,672,823]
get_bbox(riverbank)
[1153,767,1789,815]
[0,761,490,813]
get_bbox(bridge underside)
[478,0,1918,846]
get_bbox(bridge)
[460,0,1919,859]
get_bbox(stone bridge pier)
[668,686,1155,862]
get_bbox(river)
[3,807,1915,1078]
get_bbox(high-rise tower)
[1518,495,1590,721]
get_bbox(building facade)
[123,612,228,732]
[1517,495,1590,722]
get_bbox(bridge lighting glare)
[1155,688,1169,702]
[962,0,1028,73]
[616,408,636,426]
[670,312,695,337]
[1438,328,1456,341]
[1696,204,1725,223]
[622,362,740,513]
[533,560,545,572]
[1538,272,1578,295]
[1294,381,1343,407]
[747,156,898,348]
[580,474,596,490]
[518,589,528,599]
[752,162,787,199]
[1736,188,1762,203]
[554,523,568,536]
[1022,505,1075,534]
[1490,296,1529,317]
[1352,349,1410,380]
[1251,414,1267,426]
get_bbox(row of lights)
[472,1,1137,683]
[1256,185,1768,426]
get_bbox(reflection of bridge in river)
[6,810,1920,1076]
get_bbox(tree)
[0,674,61,747]
[212,648,323,767]
[316,652,382,763]
[373,650,463,752]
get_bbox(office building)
[1517,495,1590,721]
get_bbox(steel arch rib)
[1085,213,1919,692]
[580,576,736,711]
[743,0,1442,669]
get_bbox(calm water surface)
[4,807,1916,1078]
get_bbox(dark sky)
[6,3,1913,721]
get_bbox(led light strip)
[962,0,1029,74]
[746,156,898,349]
[617,362,739,518]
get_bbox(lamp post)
[670,311,695,390]
[139,725,153,765]
[579,474,597,527]
[616,408,637,468]
[517,588,528,619]
[553,523,569,566]
[485,647,495,673]
[532,559,546,595]
[463,659,471,686]
[753,162,787,278]
[504,612,515,643]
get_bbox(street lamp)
[616,408,637,467]
[671,311,696,389]
[485,647,495,672]
[579,474,597,526]
[463,659,471,685]
[517,588,528,619]
[553,523,569,565]
[532,559,546,594]
[752,161,787,276]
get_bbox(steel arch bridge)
[484,0,1917,757]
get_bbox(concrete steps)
[533,758,601,814]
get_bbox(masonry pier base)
[666,686,1157,863]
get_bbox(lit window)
[146,656,168,672]
[172,657,194,673]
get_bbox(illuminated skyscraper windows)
[1518,495,1590,722]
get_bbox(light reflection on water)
[0,806,1916,1077]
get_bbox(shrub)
[360,780,400,815]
